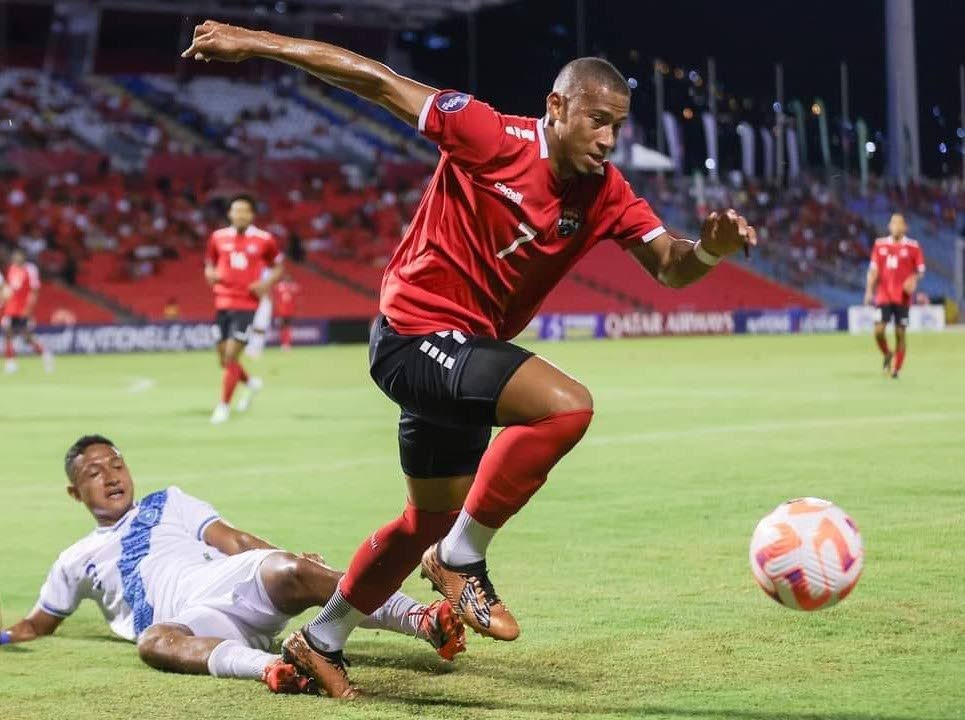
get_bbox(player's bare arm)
[902,270,922,296]
[203,261,219,286]
[864,263,878,305]
[202,519,278,555]
[25,288,38,318]
[182,21,436,128]
[632,210,758,288]
[1,606,62,645]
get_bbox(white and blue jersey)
[36,486,225,641]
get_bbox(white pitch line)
[127,377,157,394]
[145,411,962,485]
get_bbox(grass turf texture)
[0,333,962,720]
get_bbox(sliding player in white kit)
[0,435,465,694]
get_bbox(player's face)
[68,444,135,525]
[228,200,255,230]
[11,251,25,266]
[548,84,629,176]
[888,215,907,239]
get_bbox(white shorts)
[166,549,291,650]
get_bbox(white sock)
[304,586,366,652]
[206,640,277,680]
[359,591,425,638]
[438,509,498,567]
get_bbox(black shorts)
[875,304,909,327]
[1,316,30,333]
[213,309,256,344]
[369,315,534,478]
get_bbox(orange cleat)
[410,599,467,661]
[421,543,520,642]
[262,659,317,694]
[281,629,359,699]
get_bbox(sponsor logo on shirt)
[505,125,536,142]
[494,182,524,205]
[557,208,583,237]
[247,243,258,254]
[436,91,471,113]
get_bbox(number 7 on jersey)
[496,222,538,259]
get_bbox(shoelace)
[458,561,502,606]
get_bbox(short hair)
[228,194,256,211]
[553,57,630,97]
[64,434,117,482]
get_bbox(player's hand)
[298,552,329,567]
[249,281,270,298]
[204,268,220,286]
[902,277,917,295]
[181,20,261,63]
[699,209,757,258]
[863,291,874,306]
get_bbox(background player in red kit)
[272,274,300,351]
[2,249,54,374]
[185,21,757,697]
[863,213,925,379]
[205,195,284,424]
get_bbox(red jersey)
[205,225,282,311]
[273,279,299,317]
[3,262,40,318]
[870,236,925,306]
[380,90,665,340]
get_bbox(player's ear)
[66,483,81,503]
[546,91,564,125]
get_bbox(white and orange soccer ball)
[749,497,864,611]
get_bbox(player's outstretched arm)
[181,21,437,128]
[1,607,63,645]
[202,519,278,556]
[632,209,757,288]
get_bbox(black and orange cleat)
[421,543,520,642]
[410,599,467,661]
[281,629,359,699]
[262,658,317,695]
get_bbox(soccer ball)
[749,497,864,611]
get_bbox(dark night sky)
[403,0,964,177]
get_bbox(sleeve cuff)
[197,515,221,541]
[641,226,666,244]
[39,602,71,618]
[417,93,436,134]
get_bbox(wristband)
[694,240,721,266]
[0,630,11,645]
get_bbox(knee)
[137,626,168,668]
[546,380,594,416]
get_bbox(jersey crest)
[557,208,583,237]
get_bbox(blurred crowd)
[0,167,428,284]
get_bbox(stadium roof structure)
[15,0,517,28]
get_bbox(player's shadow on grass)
[349,648,583,691]
[379,695,939,720]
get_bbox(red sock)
[464,409,593,529]
[340,503,458,614]
[4,338,13,359]
[236,361,249,384]
[30,339,44,354]
[281,326,292,348]
[221,361,242,403]
[875,336,890,356]
[894,348,906,373]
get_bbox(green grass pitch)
[1,332,963,720]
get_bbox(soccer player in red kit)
[2,249,54,374]
[185,21,757,697]
[863,213,925,379]
[205,195,284,424]
[272,274,299,351]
